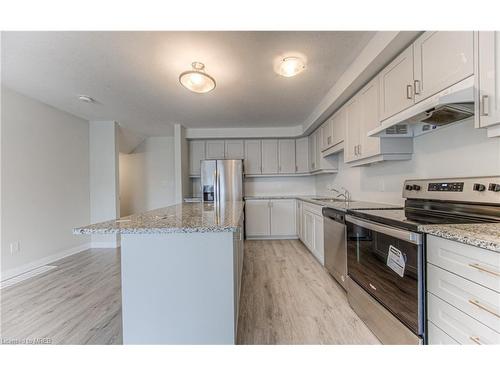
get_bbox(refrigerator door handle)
[213,169,218,203]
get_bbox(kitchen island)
[74,201,245,344]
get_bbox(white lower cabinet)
[426,235,500,345]
[245,199,296,239]
[245,200,271,237]
[300,202,325,265]
[270,199,296,236]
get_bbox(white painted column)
[89,121,120,247]
[174,123,189,203]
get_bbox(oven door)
[346,215,424,336]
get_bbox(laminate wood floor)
[1,240,378,345]
[1,248,122,344]
[237,240,379,344]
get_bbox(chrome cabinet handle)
[414,80,421,95]
[327,135,332,145]
[469,336,482,345]
[482,95,490,116]
[469,263,500,277]
[406,84,413,100]
[469,299,500,318]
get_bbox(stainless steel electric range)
[345,176,500,345]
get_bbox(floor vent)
[1,266,57,289]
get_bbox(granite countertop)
[74,201,245,235]
[244,195,401,212]
[419,223,500,253]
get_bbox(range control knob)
[489,183,500,192]
[412,184,421,191]
[405,184,413,191]
[473,183,486,192]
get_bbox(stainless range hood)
[368,76,475,138]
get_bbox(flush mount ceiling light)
[179,62,216,94]
[278,56,306,78]
[78,95,95,103]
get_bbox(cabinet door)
[308,131,317,171]
[344,96,362,162]
[244,140,262,175]
[331,107,346,146]
[360,77,381,159]
[295,137,309,173]
[261,139,279,174]
[206,140,225,159]
[189,140,205,176]
[313,214,324,265]
[379,45,414,120]
[414,31,474,102]
[278,139,296,174]
[245,200,270,236]
[315,129,321,169]
[303,210,315,251]
[270,199,296,236]
[477,31,500,128]
[224,140,244,159]
[296,200,303,240]
[320,119,334,151]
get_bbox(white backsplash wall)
[244,176,317,197]
[315,120,500,205]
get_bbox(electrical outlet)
[9,241,20,254]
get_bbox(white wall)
[89,121,120,247]
[1,87,90,278]
[315,120,500,205]
[244,176,317,197]
[119,137,176,216]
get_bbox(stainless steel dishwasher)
[323,207,347,290]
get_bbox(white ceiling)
[1,31,375,136]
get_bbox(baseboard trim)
[1,243,91,282]
[246,235,299,240]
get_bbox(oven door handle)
[346,215,422,245]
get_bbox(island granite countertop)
[74,201,245,235]
[418,223,500,253]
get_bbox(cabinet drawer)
[427,321,459,345]
[427,264,500,332]
[301,201,323,216]
[427,236,500,292]
[427,292,500,344]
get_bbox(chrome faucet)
[328,186,351,203]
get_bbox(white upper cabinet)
[261,139,279,174]
[244,140,262,175]
[344,95,362,163]
[189,140,205,176]
[476,31,500,133]
[379,45,415,120]
[205,140,225,159]
[331,107,346,148]
[295,137,309,173]
[345,76,413,165]
[360,77,381,159]
[224,140,244,159]
[278,139,296,174]
[308,131,318,171]
[320,118,334,151]
[413,31,474,102]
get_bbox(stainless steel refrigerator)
[200,160,244,203]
